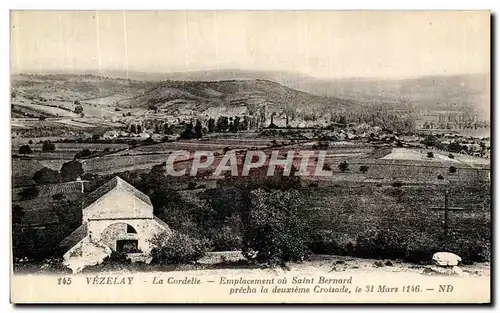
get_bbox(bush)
[242,189,310,266]
[42,140,56,152]
[74,105,83,114]
[448,153,455,159]
[338,161,349,172]
[60,160,84,181]
[18,145,32,155]
[103,251,131,265]
[355,229,408,260]
[437,174,444,180]
[307,231,350,256]
[150,232,208,265]
[209,226,242,251]
[75,149,92,159]
[359,165,369,174]
[33,167,61,185]
[18,185,39,200]
[427,151,434,158]
[449,166,457,174]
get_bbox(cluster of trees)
[422,135,489,157]
[13,192,83,261]
[31,160,85,186]
[211,116,249,133]
[18,140,56,155]
[180,120,203,139]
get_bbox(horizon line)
[10,67,490,82]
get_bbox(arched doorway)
[100,222,140,253]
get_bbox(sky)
[10,10,490,79]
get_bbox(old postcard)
[10,10,491,303]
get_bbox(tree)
[437,174,444,180]
[33,167,60,185]
[42,140,56,152]
[359,165,369,174]
[232,116,240,133]
[241,116,249,131]
[392,181,404,203]
[51,196,82,234]
[130,124,137,134]
[18,145,32,155]
[216,116,229,132]
[180,122,195,140]
[137,125,143,134]
[12,204,25,225]
[448,142,462,153]
[74,105,83,114]
[18,185,39,200]
[338,161,349,172]
[194,120,203,139]
[60,160,84,182]
[427,152,434,159]
[422,135,438,147]
[449,166,457,174]
[74,149,92,159]
[448,153,455,159]
[207,118,215,133]
[150,232,208,265]
[242,189,310,266]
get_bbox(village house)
[59,176,171,272]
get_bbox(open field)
[383,148,490,166]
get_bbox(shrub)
[150,232,208,265]
[437,174,444,180]
[18,145,32,155]
[209,226,243,251]
[74,105,83,114]
[449,166,457,174]
[355,229,408,260]
[338,161,349,172]
[60,160,84,181]
[18,185,39,200]
[427,151,434,158]
[307,231,349,256]
[392,181,403,188]
[33,167,61,185]
[75,149,92,159]
[448,153,455,159]
[242,189,310,266]
[42,140,56,152]
[359,165,369,174]
[104,251,131,265]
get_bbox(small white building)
[59,176,171,272]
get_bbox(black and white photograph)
[9,10,491,303]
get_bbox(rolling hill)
[116,79,356,115]
[11,74,358,119]
[71,69,489,120]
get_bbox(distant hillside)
[117,79,355,115]
[77,69,489,119]
[12,70,489,120]
[292,73,490,120]
[10,74,359,120]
